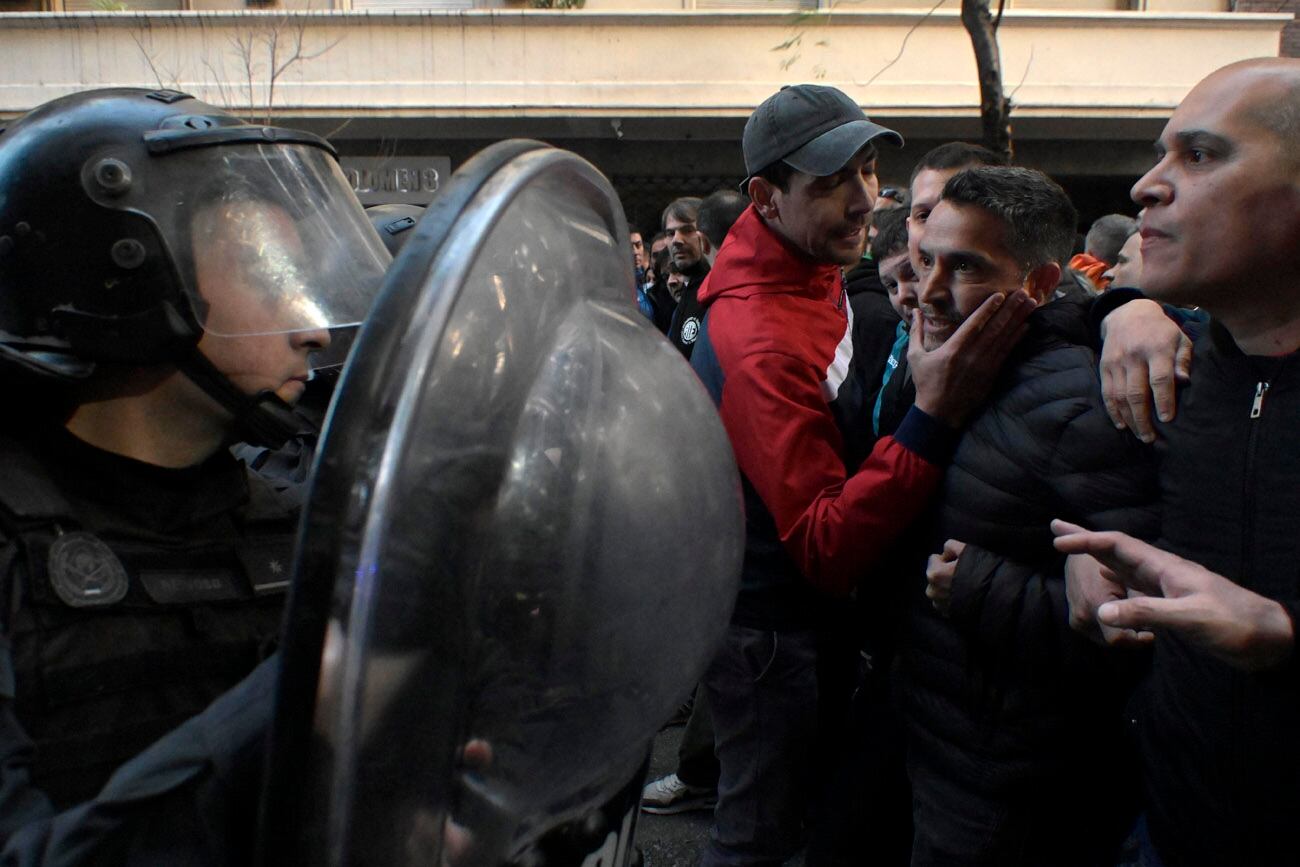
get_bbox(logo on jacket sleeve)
[681,316,701,345]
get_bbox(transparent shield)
[267,144,744,867]
[86,141,391,338]
[184,146,390,336]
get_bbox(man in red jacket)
[687,84,1034,866]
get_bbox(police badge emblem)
[47,531,130,608]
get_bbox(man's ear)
[701,233,715,257]
[1023,262,1062,305]
[748,177,780,222]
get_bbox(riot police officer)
[0,88,389,862]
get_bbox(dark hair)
[661,197,702,231]
[1084,213,1138,265]
[754,160,797,193]
[651,229,670,246]
[869,206,910,261]
[910,142,1007,184]
[941,166,1079,270]
[697,189,750,250]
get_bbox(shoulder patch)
[47,531,130,608]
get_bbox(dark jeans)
[805,653,912,867]
[702,624,818,867]
[677,683,719,789]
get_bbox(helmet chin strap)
[177,348,312,450]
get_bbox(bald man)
[1054,58,1300,867]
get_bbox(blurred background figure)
[662,196,710,359]
[639,186,750,820]
[631,230,657,322]
[697,189,750,268]
[631,229,650,273]
[665,261,687,302]
[847,204,907,322]
[869,183,909,244]
[1070,213,1137,291]
[1102,222,1143,290]
[646,229,676,334]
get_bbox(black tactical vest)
[0,438,297,808]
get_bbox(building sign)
[341,156,452,206]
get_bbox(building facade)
[0,0,1290,230]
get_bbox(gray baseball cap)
[742,84,903,185]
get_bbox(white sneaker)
[640,773,717,815]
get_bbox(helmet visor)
[181,144,390,338]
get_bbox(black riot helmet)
[0,88,390,447]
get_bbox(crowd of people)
[632,60,1300,867]
[0,55,1295,867]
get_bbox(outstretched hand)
[1064,552,1153,649]
[1051,520,1295,671]
[1098,299,1192,443]
[910,291,1035,427]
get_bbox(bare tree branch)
[775,0,1018,159]
[857,0,948,88]
[1007,44,1034,102]
[260,13,343,125]
[129,25,180,90]
[264,18,283,125]
[129,30,165,89]
[227,30,259,122]
[772,32,803,52]
[323,116,355,141]
[123,4,343,123]
[201,55,235,109]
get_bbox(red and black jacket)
[689,205,957,631]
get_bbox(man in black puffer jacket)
[1056,58,1300,867]
[892,167,1160,866]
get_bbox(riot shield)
[258,141,744,867]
